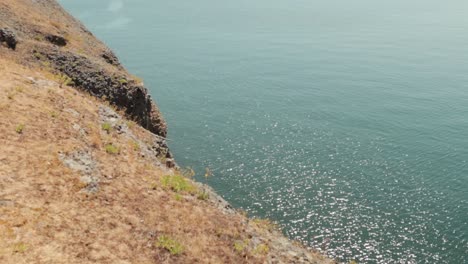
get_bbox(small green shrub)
[41,61,51,67]
[15,124,25,134]
[131,140,140,151]
[105,143,119,154]
[33,51,45,60]
[180,167,195,178]
[252,218,278,232]
[197,191,209,201]
[233,239,249,253]
[161,175,196,194]
[126,120,135,129]
[118,78,128,85]
[156,235,184,255]
[57,73,74,87]
[101,122,112,133]
[253,243,269,255]
[13,242,28,253]
[174,193,183,201]
[14,86,24,93]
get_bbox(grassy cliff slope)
[0,0,334,263]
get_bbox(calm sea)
[60,0,468,262]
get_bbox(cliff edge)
[0,0,334,263]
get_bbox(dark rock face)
[36,49,167,138]
[45,34,67,46]
[101,49,120,66]
[0,28,17,50]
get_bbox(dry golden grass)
[0,59,266,263]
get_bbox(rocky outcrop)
[1,0,167,142]
[45,34,67,46]
[98,105,172,162]
[33,48,168,138]
[101,49,121,66]
[0,28,17,50]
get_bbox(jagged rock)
[102,49,120,66]
[165,158,176,168]
[0,28,17,50]
[45,34,67,46]
[98,105,171,167]
[34,49,167,138]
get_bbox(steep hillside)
[0,0,334,263]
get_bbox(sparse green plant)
[118,78,128,85]
[33,51,45,60]
[128,140,140,151]
[180,167,195,178]
[41,61,51,67]
[156,235,184,255]
[161,174,196,194]
[50,111,58,118]
[349,261,358,264]
[150,181,158,190]
[105,143,119,154]
[251,218,278,232]
[205,167,213,178]
[15,124,25,134]
[57,73,74,87]
[159,155,167,164]
[13,242,28,253]
[126,120,135,129]
[238,209,248,218]
[197,191,209,201]
[101,122,112,133]
[253,243,269,255]
[174,193,183,201]
[233,239,249,253]
[14,86,24,93]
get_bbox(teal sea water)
[60,0,468,262]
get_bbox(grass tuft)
[56,73,74,87]
[105,143,119,154]
[161,175,196,194]
[251,218,278,232]
[180,167,195,178]
[13,242,28,253]
[156,235,184,255]
[233,239,249,253]
[174,193,183,201]
[253,243,269,255]
[15,124,25,134]
[197,191,209,201]
[14,86,24,93]
[101,122,112,133]
[130,140,140,151]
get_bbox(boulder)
[0,28,17,50]
[45,34,67,46]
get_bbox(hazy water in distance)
[60,0,468,262]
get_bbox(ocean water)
[59,0,468,262]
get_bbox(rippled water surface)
[60,0,468,262]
